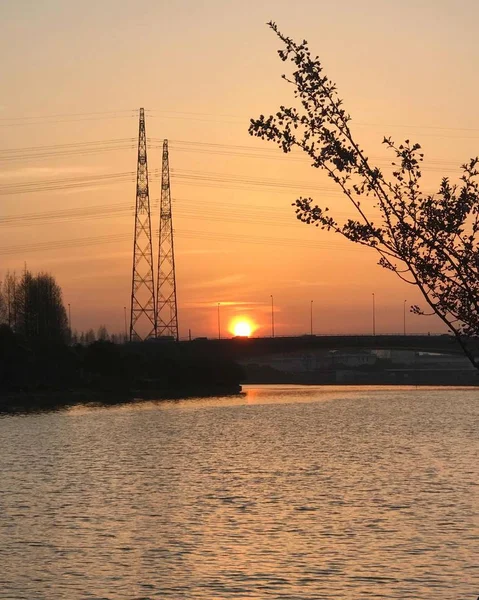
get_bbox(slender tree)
[0,279,5,325]
[1,271,17,328]
[97,325,110,341]
[249,22,479,368]
[84,329,96,344]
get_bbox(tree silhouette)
[97,325,110,341]
[249,22,479,368]
[0,271,17,328]
[14,270,69,344]
[0,282,5,325]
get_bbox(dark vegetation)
[0,269,69,344]
[249,22,479,369]
[0,269,243,412]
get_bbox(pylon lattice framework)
[129,108,156,341]
[156,139,179,341]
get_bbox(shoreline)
[243,378,479,387]
[0,383,243,415]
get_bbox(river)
[1,385,478,599]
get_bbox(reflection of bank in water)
[131,379,242,400]
[0,382,244,415]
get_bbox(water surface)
[1,385,478,599]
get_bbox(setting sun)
[233,321,252,337]
[231,318,254,337]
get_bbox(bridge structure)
[177,334,478,362]
[129,333,479,386]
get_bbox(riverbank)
[0,334,244,414]
[0,383,243,415]
[242,367,479,386]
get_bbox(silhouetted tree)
[97,325,110,341]
[249,22,479,368]
[110,333,121,344]
[84,329,96,344]
[0,281,5,325]
[1,271,17,328]
[0,324,28,391]
[14,270,69,344]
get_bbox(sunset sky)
[1,0,478,339]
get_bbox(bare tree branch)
[249,22,479,369]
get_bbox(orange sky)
[1,1,478,339]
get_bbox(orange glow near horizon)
[230,317,256,337]
[0,3,469,338]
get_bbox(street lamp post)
[270,295,275,338]
[217,302,221,340]
[310,300,313,335]
[372,293,376,336]
[403,299,407,335]
[68,303,71,334]
[124,306,128,341]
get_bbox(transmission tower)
[156,139,179,341]
[129,108,156,341]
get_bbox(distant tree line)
[71,326,127,346]
[0,268,243,407]
[0,328,242,407]
[0,270,126,346]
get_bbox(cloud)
[290,279,329,288]
[184,300,265,308]
[176,248,234,256]
[183,273,245,291]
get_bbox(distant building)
[373,349,474,370]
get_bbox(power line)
[0,171,135,195]
[0,136,467,173]
[147,109,479,136]
[176,229,347,251]
[0,229,355,257]
[0,110,138,127]
[0,109,137,121]
[0,202,132,227]
[0,137,135,152]
[1,106,478,138]
[0,233,130,256]
[0,167,342,197]
[0,138,136,163]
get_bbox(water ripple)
[0,385,478,599]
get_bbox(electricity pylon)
[129,108,156,341]
[156,139,179,341]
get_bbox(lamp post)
[310,300,313,335]
[217,302,221,340]
[124,306,128,341]
[270,295,275,338]
[372,293,376,336]
[68,303,71,332]
[403,299,407,336]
